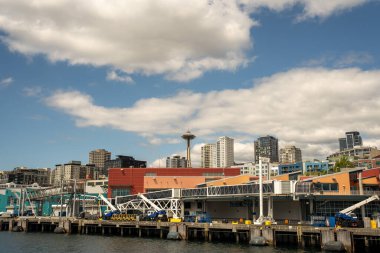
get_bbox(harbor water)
[0,232,321,253]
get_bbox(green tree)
[333,156,354,172]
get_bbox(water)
[0,232,321,253]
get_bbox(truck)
[335,194,379,227]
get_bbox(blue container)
[328,216,336,227]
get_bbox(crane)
[336,194,379,227]
[98,194,120,219]
[137,193,168,221]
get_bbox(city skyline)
[1,1,380,169]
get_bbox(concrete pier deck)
[1,217,379,253]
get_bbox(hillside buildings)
[254,135,279,163]
[4,167,51,186]
[52,161,97,186]
[166,155,187,168]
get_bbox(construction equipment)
[137,193,168,221]
[98,194,120,220]
[336,195,380,227]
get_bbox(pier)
[1,217,380,252]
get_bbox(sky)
[1,0,380,169]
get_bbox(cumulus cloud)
[0,1,368,82]
[0,0,254,81]
[106,70,134,84]
[0,77,13,87]
[45,67,380,160]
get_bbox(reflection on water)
[0,232,321,253]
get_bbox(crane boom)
[137,193,161,211]
[339,195,379,214]
[98,194,118,211]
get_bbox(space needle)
[181,130,196,168]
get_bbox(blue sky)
[1,0,380,169]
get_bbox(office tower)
[104,155,147,174]
[166,155,187,168]
[89,149,111,168]
[254,135,279,163]
[280,146,302,164]
[201,144,217,168]
[339,131,363,151]
[217,136,234,168]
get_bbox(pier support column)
[178,224,187,240]
[121,227,124,237]
[194,229,197,239]
[160,229,163,239]
[321,229,335,248]
[235,232,240,243]
[85,226,88,234]
[64,220,71,234]
[0,220,3,231]
[8,220,14,231]
[102,226,105,235]
[262,228,274,246]
[337,230,353,253]
[139,228,142,237]
[250,227,262,240]
[21,219,29,232]
[297,226,304,247]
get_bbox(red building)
[108,167,241,197]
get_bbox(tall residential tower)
[217,136,235,168]
[254,135,279,163]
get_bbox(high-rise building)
[254,135,279,163]
[339,131,363,151]
[89,149,111,169]
[53,161,97,186]
[104,155,146,174]
[201,144,217,168]
[166,155,187,168]
[217,136,234,168]
[6,167,51,186]
[280,146,302,164]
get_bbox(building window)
[184,202,191,209]
[320,183,338,191]
[145,172,157,176]
[111,187,131,198]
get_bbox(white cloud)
[239,0,367,20]
[0,0,254,82]
[0,77,13,87]
[334,52,373,67]
[0,1,368,82]
[23,86,42,97]
[106,70,134,84]
[303,52,374,68]
[45,67,380,160]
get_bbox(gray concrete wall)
[206,201,250,219]
[273,200,301,221]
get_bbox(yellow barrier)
[371,220,377,229]
[170,218,182,223]
[245,220,252,225]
